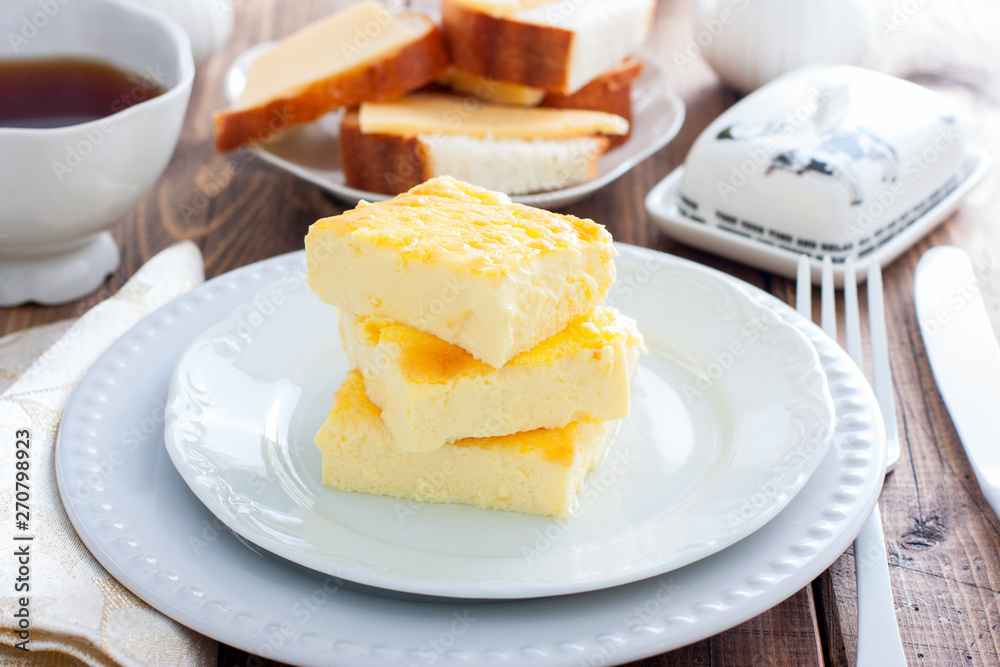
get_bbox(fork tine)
[796,255,812,318]
[821,256,837,341]
[868,263,901,471]
[844,257,863,368]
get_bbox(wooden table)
[4,0,1000,664]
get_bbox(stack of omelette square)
[305,176,644,518]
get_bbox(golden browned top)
[362,315,486,379]
[307,176,614,276]
[332,369,591,466]
[359,305,641,381]
[517,306,642,366]
[333,370,384,420]
[454,421,587,466]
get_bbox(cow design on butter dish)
[717,121,900,206]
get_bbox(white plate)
[56,246,886,666]
[646,146,992,285]
[223,44,685,208]
[162,247,835,600]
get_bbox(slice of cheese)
[305,176,617,368]
[449,0,555,18]
[236,2,432,110]
[314,370,615,518]
[358,93,628,139]
[436,67,546,106]
[341,306,644,453]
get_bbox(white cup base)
[0,232,121,307]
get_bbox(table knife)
[915,246,1000,517]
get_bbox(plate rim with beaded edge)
[55,244,886,666]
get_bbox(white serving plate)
[161,245,835,600]
[223,45,685,208]
[55,245,886,666]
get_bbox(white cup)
[0,0,195,306]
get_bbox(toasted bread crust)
[441,0,574,93]
[214,18,448,152]
[340,108,432,194]
[542,58,642,149]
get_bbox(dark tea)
[0,57,167,129]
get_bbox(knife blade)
[916,246,1000,517]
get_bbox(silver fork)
[796,255,907,667]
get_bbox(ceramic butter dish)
[647,65,990,283]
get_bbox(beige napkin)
[0,242,216,666]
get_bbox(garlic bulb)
[124,0,233,66]
[692,0,872,94]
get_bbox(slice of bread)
[542,58,643,149]
[214,2,447,152]
[441,0,653,95]
[340,93,626,195]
